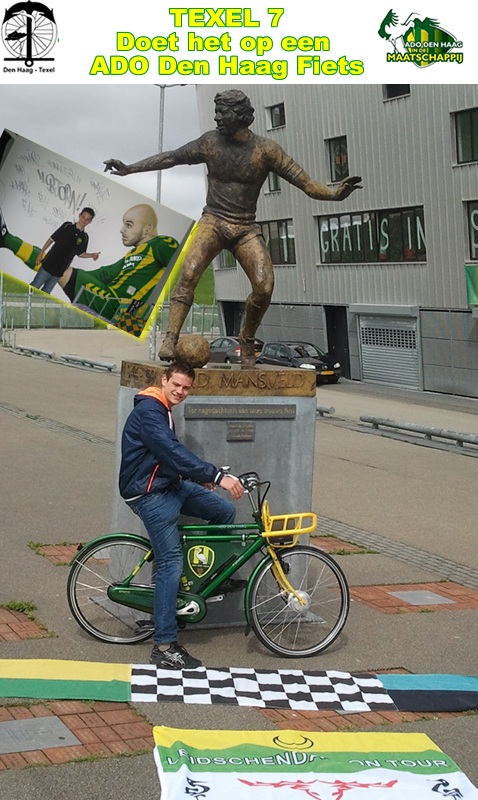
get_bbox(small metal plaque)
[185,404,296,420]
[227,421,256,441]
[0,717,81,754]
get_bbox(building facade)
[196,84,478,397]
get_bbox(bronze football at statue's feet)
[238,335,257,368]
[158,332,178,361]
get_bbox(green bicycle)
[67,472,349,658]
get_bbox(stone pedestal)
[112,362,317,626]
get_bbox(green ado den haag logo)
[378,9,463,67]
[2,1,57,67]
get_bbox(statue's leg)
[234,235,274,366]
[159,219,223,360]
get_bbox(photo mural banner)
[0,129,194,338]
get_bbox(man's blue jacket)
[119,387,223,500]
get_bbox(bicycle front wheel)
[67,536,154,644]
[247,545,349,657]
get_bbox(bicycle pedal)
[176,600,201,616]
[206,594,225,604]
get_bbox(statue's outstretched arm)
[104,145,193,177]
[302,174,363,201]
[272,146,362,202]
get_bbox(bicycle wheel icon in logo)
[2,1,57,67]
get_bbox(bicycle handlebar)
[238,472,266,493]
[219,470,269,511]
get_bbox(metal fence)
[0,290,95,331]
[0,285,220,342]
[147,303,220,358]
[154,303,220,337]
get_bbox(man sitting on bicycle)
[119,360,244,669]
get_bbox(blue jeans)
[31,266,59,294]
[128,482,235,645]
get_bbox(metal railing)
[0,288,219,338]
[148,303,220,359]
[0,289,94,331]
[360,415,478,452]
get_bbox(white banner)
[154,728,478,800]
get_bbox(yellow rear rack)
[261,500,317,547]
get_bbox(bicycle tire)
[67,536,154,644]
[247,545,349,657]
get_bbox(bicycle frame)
[82,524,268,623]
[67,475,350,656]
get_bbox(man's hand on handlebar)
[219,474,244,501]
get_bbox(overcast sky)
[0,84,206,220]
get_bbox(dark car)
[256,341,341,384]
[208,336,264,364]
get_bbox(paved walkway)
[0,330,477,798]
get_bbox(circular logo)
[272,734,314,750]
[2,3,57,67]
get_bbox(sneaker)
[150,642,202,670]
[0,207,8,247]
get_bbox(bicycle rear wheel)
[247,545,349,657]
[67,536,154,644]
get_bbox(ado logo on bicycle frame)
[187,546,215,577]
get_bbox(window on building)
[328,136,349,183]
[268,102,286,129]
[260,219,296,265]
[456,109,478,164]
[468,201,478,259]
[318,206,426,264]
[267,172,281,193]
[383,85,411,100]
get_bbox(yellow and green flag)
[0,659,131,701]
[154,727,478,799]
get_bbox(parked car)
[256,341,341,384]
[208,336,264,364]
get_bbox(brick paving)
[0,697,469,770]
[34,543,79,565]
[310,535,368,554]
[319,515,478,591]
[0,702,154,770]
[349,581,478,613]
[257,707,465,732]
[1,539,475,770]
[0,608,50,641]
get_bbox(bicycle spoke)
[67,537,154,644]
[248,546,349,657]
